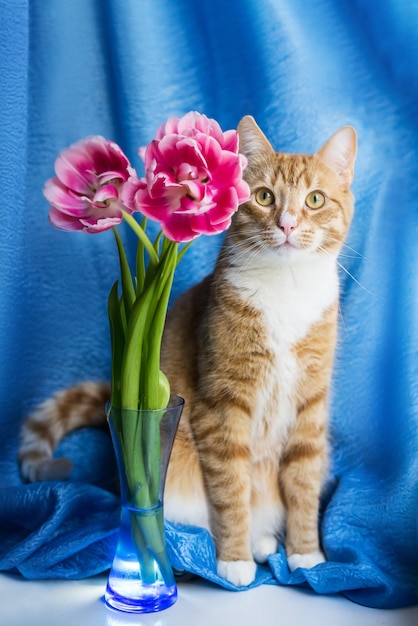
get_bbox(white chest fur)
[225,252,339,458]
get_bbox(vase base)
[105,582,177,614]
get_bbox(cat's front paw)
[217,559,257,587]
[287,550,326,572]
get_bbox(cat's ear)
[316,126,357,184]
[237,116,275,160]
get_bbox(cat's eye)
[305,190,326,210]
[255,188,275,207]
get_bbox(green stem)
[130,506,172,584]
[129,510,155,584]
[120,278,159,410]
[143,241,177,409]
[122,210,159,268]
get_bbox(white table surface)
[1,573,417,626]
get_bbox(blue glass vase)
[105,395,184,614]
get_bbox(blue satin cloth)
[1,0,417,609]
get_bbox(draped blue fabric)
[0,0,417,609]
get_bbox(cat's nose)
[278,212,297,237]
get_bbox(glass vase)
[105,395,184,614]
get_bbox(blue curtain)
[0,0,417,609]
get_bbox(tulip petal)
[182,180,206,202]
[156,116,181,140]
[158,135,207,173]
[212,152,242,186]
[148,171,181,199]
[206,198,237,225]
[97,171,126,184]
[43,178,91,216]
[133,185,177,221]
[93,185,119,204]
[80,215,123,233]
[122,176,146,211]
[48,206,86,231]
[55,149,95,193]
[235,178,251,204]
[212,186,239,217]
[193,133,222,170]
[223,129,240,153]
[160,212,199,242]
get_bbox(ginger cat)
[19,116,357,587]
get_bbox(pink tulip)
[123,112,250,242]
[44,136,137,233]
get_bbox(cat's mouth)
[276,239,315,256]
[270,228,315,254]
[277,239,299,251]
[273,229,299,250]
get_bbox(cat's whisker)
[322,235,365,260]
[233,243,268,275]
[336,299,347,334]
[220,240,260,270]
[340,241,365,259]
[220,231,268,272]
[335,249,363,259]
[334,253,381,301]
[335,259,382,299]
[319,244,381,300]
[318,235,381,299]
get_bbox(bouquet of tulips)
[44,111,250,412]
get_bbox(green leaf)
[113,229,135,317]
[153,230,163,254]
[135,239,145,297]
[107,280,125,408]
[177,240,194,264]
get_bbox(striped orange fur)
[19,116,357,586]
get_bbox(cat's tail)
[19,381,111,482]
